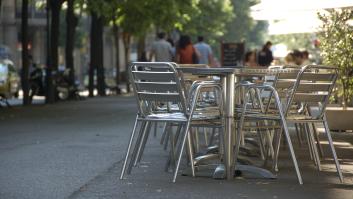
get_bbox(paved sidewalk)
[0,96,352,199]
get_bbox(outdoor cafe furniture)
[121,63,343,185]
[235,65,343,184]
[120,62,224,182]
[177,66,299,181]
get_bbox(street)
[0,96,353,199]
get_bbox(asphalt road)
[0,96,136,199]
[0,96,353,199]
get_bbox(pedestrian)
[176,35,200,64]
[194,36,213,65]
[292,49,303,65]
[284,52,295,65]
[149,32,173,62]
[258,41,273,67]
[244,50,258,67]
[301,50,311,65]
[166,38,176,61]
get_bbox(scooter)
[55,68,83,100]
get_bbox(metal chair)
[235,82,303,184]
[119,62,223,182]
[274,65,343,182]
[237,65,344,184]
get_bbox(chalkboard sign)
[221,42,245,67]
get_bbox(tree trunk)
[0,0,2,16]
[137,35,146,61]
[89,13,96,97]
[96,16,105,96]
[90,12,105,97]
[65,0,78,93]
[46,0,63,103]
[122,32,131,93]
[21,0,30,105]
[112,20,121,94]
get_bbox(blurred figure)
[301,50,310,65]
[292,49,303,65]
[244,50,258,67]
[149,32,173,62]
[176,35,200,64]
[194,36,213,65]
[258,41,273,67]
[284,52,296,65]
[167,38,176,61]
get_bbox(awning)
[250,0,353,35]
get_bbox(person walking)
[258,41,273,67]
[176,35,200,64]
[244,50,258,67]
[194,36,213,65]
[149,32,173,62]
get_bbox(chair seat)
[141,111,221,122]
[143,112,188,121]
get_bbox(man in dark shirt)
[258,41,273,67]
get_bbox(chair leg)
[312,123,324,158]
[160,122,169,145]
[281,120,303,184]
[187,128,196,176]
[120,117,139,179]
[127,121,147,174]
[208,128,216,147]
[323,116,344,183]
[153,122,158,137]
[173,121,192,183]
[304,124,314,161]
[163,125,172,150]
[306,123,321,171]
[256,129,266,160]
[135,121,152,165]
[295,123,303,146]
[165,123,183,172]
[272,128,282,172]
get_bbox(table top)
[177,66,298,76]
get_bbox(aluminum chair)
[119,62,223,182]
[236,82,303,184]
[274,65,343,182]
[237,65,344,184]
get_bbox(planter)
[326,106,353,131]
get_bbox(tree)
[21,0,30,105]
[224,0,267,49]
[46,0,64,103]
[115,0,198,92]
[181,0,234,57]
[318,9,353,107]
[87,0,106,96]
[65,0,78,96]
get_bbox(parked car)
[0,59,20,99]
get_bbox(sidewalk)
[0,96,352,199]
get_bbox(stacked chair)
[235,65,343,184]
[120,62,224,182]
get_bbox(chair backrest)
[285,65,338,118]
[263,65,301,112]
[129,62,187,116]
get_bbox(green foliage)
[318,9,353,107]
[224,0,267,49]
[182,0,233,37]
[181,0,234,57]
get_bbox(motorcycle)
[29,66,46,102]
[29,67,83,102]
[55,68,83,100]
